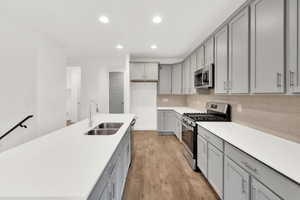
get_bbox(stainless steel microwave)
[194,64,214,88]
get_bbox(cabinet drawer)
[225,142,300,200]
[198,126,224,151]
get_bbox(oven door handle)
[182,122,193,130]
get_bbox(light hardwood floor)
[123,131,219,200]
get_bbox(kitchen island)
[0,113,135,200]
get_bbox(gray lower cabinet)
[207,144,223,198]
[224,156,250,200]
[197,135,208,178]
[174,114,182,141]
[157,110,175,133]
[98,183,110,200]
[251,178,280,200]
[88,129,131,200]
[250,0,285,93]
[159,65,172,94]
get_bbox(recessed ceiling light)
[98,15,109,24]
[116,44,124,49]
[152,16,162,24]
[151,44,157,49]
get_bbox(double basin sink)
[86,123,123,136]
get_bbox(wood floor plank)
[123,131,219,200]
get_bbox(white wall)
[36,37,67,135]
[0,20,67,153]
[68,55,130,119]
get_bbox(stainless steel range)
[181,102,231,170]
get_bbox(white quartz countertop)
[0,113,135,199]
[157,106,202,115]
[197,122,300,184]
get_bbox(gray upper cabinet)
[144,63,159,80]
[130,63,145,80]
[250,0,285,93]
[251,178,281,200]
[207,144,223,198]
[182,58,191,94]
[229,7,250,94]
[205,38,214,65]
[214,26,229,94]
[224,156,250,200]
[172,63,183,94]
[287,0,300,94]
[196,45,205,69]
[190,52,197,94]
[130,62,158,81]
[159,65,172,94]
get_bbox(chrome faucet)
[89,100,100,127]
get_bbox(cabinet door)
[196,45,205,69]
[98,183,110,200]
[185,58,191,94]
[172,63,182,94]
[182,59,190,94]
[229,8,250,94]
[157,111,165,131]
[251,0,285,93]
[215,26,229,94]
[224,157,250,200]
[207,144,224,198]
[175,117,182,141]
[287,0,299,93]
[251,178,281,200]
[130,63,145,80]
[144,63,158,80]
[190,52,197,94]
[165,111,175,132]
[197,135,208,178]
[159,65,172,94]
[205,38,214,65]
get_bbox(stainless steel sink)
[97,122,123,129]
[86,129,118,135]
[85,122,123,136]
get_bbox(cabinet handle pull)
[290,70,295,87]
[277,73,282,88]
[242,179,247,194]
[242,161,258,173]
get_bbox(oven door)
[181,121,195,156]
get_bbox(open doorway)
[109,72,124,113]
[66,67,81,125]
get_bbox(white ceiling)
[0,0,247,59]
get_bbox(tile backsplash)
[186,92,300,144]
[158,92,300,144]
[157,95,187,107]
